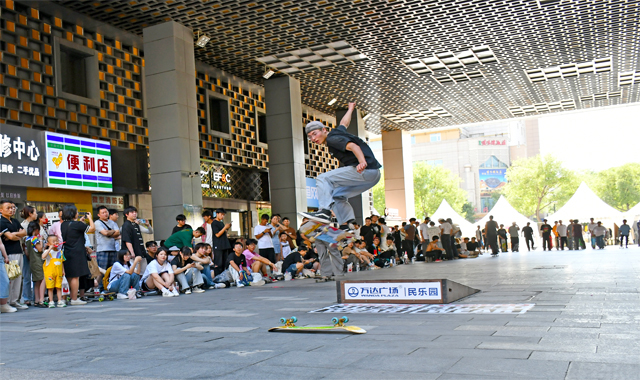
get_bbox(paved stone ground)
[1,245,640,379]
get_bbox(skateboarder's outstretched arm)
[339,102,356,127]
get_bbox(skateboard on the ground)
[67,292,116,302]
[299,220,353,246]
[268,316,366,334]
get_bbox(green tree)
[413,162,468,218]
[503,154,579,221]
[587,163,640,211]
[372,169,386,215]
[462,202,476,222]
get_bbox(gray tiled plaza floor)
[2,245,640,379]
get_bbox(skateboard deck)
[299,220,353,246]
[68,292,116,302]
[268,316,366,334]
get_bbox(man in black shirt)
[282,245,313,277]
[1,200,26,309]
[301,102,381,231]
[226,242,249,287]
[171,214,192,235]
[121,206,153,272]
[522,222,535,251]
[210,208,231,273]
[540,219,553,251]
[359,217,374,247]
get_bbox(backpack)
[102,266,113,290]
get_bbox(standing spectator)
[254,214,276,265]
[475,225,483,252]
[566,219,574,249]
[60,205,95,306]
[47,209,64,242]
[201,210,214,246]
[540,219,553,251]
[359,217,374,247]
[439,219,454,260]
[426,221,441,248]
[587,218,598,249]
[572,220,585,250]
[508,222,520,252]
[209,208,231,274]
[497,224,508,252]
[592,222,607,249]
[618,219,631,249]
[351,222,361,240]
[280,217,297,249]
[20,205,37,306]
[172,214,192,234]
[0,229,14,313]
[419,217,431,258]
[107,250,143,299]
[94,205,120,288]
[37,211,49,243]
[270,215,283,261]
[379,218,391,249]
[279,234,291,259]
[557,220,568,250]
[402,218,417,260]
[448,218,461,258]
[121,206,153,275]
[370,215,381,239]
[552,221,560,250]
[484,215,499,256]
[108,209,121,251]
[25,221,46,307]
[1,200,27,310]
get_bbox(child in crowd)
[141,247,178,297]
[280,233,291,259]
[25,221,46,308]
[42,235,65,308]
[107,249,143,299]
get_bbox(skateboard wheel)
[109,296,114,301]
[98,297,104,302]
[291,316,297,323]
[342,316,349,323]
[332,317,339,324]
[280,318,287,324]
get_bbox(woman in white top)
[107,249,143,299]
[141,247,178,297]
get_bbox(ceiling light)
[195,31,210,48]
[263,69,275,79]
[327,98,337,106]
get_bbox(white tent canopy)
[625,202,640,221]
[546,182,623,223]
[430,199,476,238]
[475,196,539,238]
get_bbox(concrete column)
[264,76,307,228]
[382,130,414,221]
[335,108,369,225]
[143,21,202,239]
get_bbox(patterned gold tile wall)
[0,0,146,149]
[302,113,338,178]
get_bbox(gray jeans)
[315,240,344,277]
[176,268,204,290]
[316,166,381,225]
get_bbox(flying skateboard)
[268,316,366,334]
[298,220,353,247]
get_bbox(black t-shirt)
[498,228,507,238]
[172,224,192,235]
[466,242,479,251]
[226,253,247,270]
[282,251,303,270]
[211,220,231,250]
[326,125,381,169]
[121,220,147,259]
[522,226,533,237]
[540,224,552,236]
[404,224,416,241]
[305,249,318,261]
[0,216,23,254]
[360,225,374,246]
[171,254,193,269]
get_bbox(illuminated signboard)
[0,123,45,188]
[45,132,112,192]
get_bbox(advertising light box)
[45,132,112,192]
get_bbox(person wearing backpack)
[106,249,143,299]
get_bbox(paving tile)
[529,351,640,365]
[444,357,569,379]
[565,361,640,380]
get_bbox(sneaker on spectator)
[0,304,17,313]
[192,286,205,293]
[300,209,332,224]
[171,288,180,297]
[162,288,173,297]
[184,288,192,294]
[57,300,67,307]
[236,281,245,288]
[251,280,266,286]
[70,299,87,306]
[135,291,143,298]
[214,283,227,289]
[48,301,56,308]
[117,293,128,300]
[11,302,28,310]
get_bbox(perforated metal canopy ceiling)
[54,0,640,133]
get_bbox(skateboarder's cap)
[305,121,325,134]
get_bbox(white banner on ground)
[310,303,535,314]
[343,281,442,302]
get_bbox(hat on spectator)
[168,246,180,251]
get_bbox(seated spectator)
[226,241,253,287]
[167,246,181,262]
[368,236,383,257]
[242,239,276,277]
[458,238,469,258]
[373,237,397,268]
[191,243,215,288]
[354,240,374,266]
[172,247,205,294]
[141,247,178,297]
[303,246,320,273]
[467,237,481,257]
[426,236,445,262]
[145,241,158,263]
[282,245,314,278]
[163,227,205,250]
[107,249,143,299]
[341,240,360,271]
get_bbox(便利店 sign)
[45,132,112,192]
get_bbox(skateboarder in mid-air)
[300,101,381,279]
